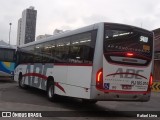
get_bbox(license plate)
[122,85,132,90]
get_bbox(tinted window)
[69,32,93,63]
[18,30,97,64]
[0,48,15,62]
[104,29,153,58]
[103,24,153,66]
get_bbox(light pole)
[9,23,12,45]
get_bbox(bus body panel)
[67,65,92,88]
[0,61,15,76]
[52,65,68,84]
[90,23,104,86]
[90,85,150,101]
[55,83,91,99]
[14,64,92,99]
[103,56,152,92]
[15,63,53,90]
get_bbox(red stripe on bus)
[55,82,66,93]
[22,73,66,93]
[23,73,48,80]
[106,73,147,79]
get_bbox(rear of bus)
[0,47,15,80]
[93,23,153,101]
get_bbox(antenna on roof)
[141,22,143,28]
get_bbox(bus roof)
[0,44,16,50]
[19,22,152,48]
[19,22,98,48]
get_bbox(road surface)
[0,81,159,120]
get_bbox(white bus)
[14,22,154,103]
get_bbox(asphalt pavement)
[0,80,159,120]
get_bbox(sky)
[0,0,160,45]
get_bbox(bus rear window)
[103,24,153,66]
[104,29,153,59]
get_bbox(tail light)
[147,73,153,92]
[126,52,134,57]
[149,74,153,86]
[96,68,103,89]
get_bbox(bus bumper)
[91,86,151,102]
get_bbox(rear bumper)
[91,86,151,102]
[101,92,150,102]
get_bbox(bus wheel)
[18,74,27,89]
[47,80,57,102]
[82,99,98,104]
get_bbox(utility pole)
[9,23,12,45]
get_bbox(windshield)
[0,48,15,62]
[104,24,153,66]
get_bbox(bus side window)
[69,32,93,64]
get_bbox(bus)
[14,22,154,103]
[0,45,16,80]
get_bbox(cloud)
[82,15,109,25]
[1,0,160,45]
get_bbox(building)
[153,28,160,51]
[17,6,37,46]
[53,29,63,34]
[0,40,9,46]
[0,40,16,49]
[153,28,160,81]
[36,34,52,41]
[153,28,160,59]
[17,18,22,46]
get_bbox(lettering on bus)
[24,63,53,90]
[113,68,144,79]
[131,81,148,86]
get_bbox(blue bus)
[0,45,16,80]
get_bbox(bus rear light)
[126,52,134,57]
[96,68,103,89]
[97,71,102,82]
[149,74,153,86]
[147,74,153,92]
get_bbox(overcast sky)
[1,0,160,45]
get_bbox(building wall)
[16,18,22,46]
[36,34,52,41]
[153,28,160,81]
[153,28,160,52]
[20,9,27,45]
[154,60,160,81]
[24,8,37,44]
[17,6,37,46]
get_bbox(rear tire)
[18,73,27,89]
[47,80,57,102]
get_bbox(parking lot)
[0,80,160,120]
